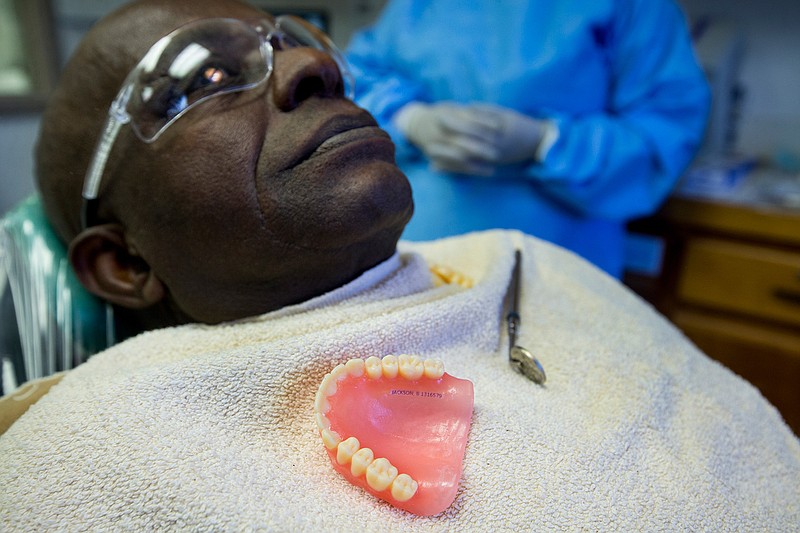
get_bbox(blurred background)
[0,0,798,431]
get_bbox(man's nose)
[270,47,344,111]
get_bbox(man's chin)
[300,204,411,254]
[263,158,413,252]
[313,177,412,252]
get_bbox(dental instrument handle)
[506,249,522,350]
[506,249,547,385]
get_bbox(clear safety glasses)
[80,15,355,229]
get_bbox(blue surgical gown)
[347,0,710,276]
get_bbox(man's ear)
[68,225,165,309]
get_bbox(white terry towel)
[1,230,798,531]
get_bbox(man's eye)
[165,65,232,120]
[200,66,228,86]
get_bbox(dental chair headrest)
[0,195,114,390]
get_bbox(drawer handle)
[773,288,800,307]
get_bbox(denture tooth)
[390,473,418,502]
[364,356,383,379]
[320,429,341,450]
[336,436,360,465]
[345,358,365,377]
[314,412,330,431]
[366,458,398,492]
[398,354,424,380]
[454,272,473,288]
[381,355,399,378]
[330,364,348,381]
[320,372,337,396]
[314,388,330,414]
[423,358,445,380]
[350,447,374,477]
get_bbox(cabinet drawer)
[678,238,800,327]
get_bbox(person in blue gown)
[347,0,711,276]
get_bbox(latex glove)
[395,102,551,175]
[459,104,548,165]
[394,102,500,175]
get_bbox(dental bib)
[314,355,474,516]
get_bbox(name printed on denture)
[314,355,474,516]
[390,389,443,399]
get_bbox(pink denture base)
[319,357,474,516]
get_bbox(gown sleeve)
[529,0,711,219]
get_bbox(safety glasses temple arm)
[82,116,124,201]
[82,84,134,201]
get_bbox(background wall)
[678,0,800,160]
[2,0,799,216]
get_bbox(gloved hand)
[393,102,500,175]
[394,102,550,175]
[459,104,548,165]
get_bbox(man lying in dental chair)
[0,0,797,529]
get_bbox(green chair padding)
[0,195,114,390]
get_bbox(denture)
[315,355,474,516]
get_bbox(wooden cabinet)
[625,196,800,435]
